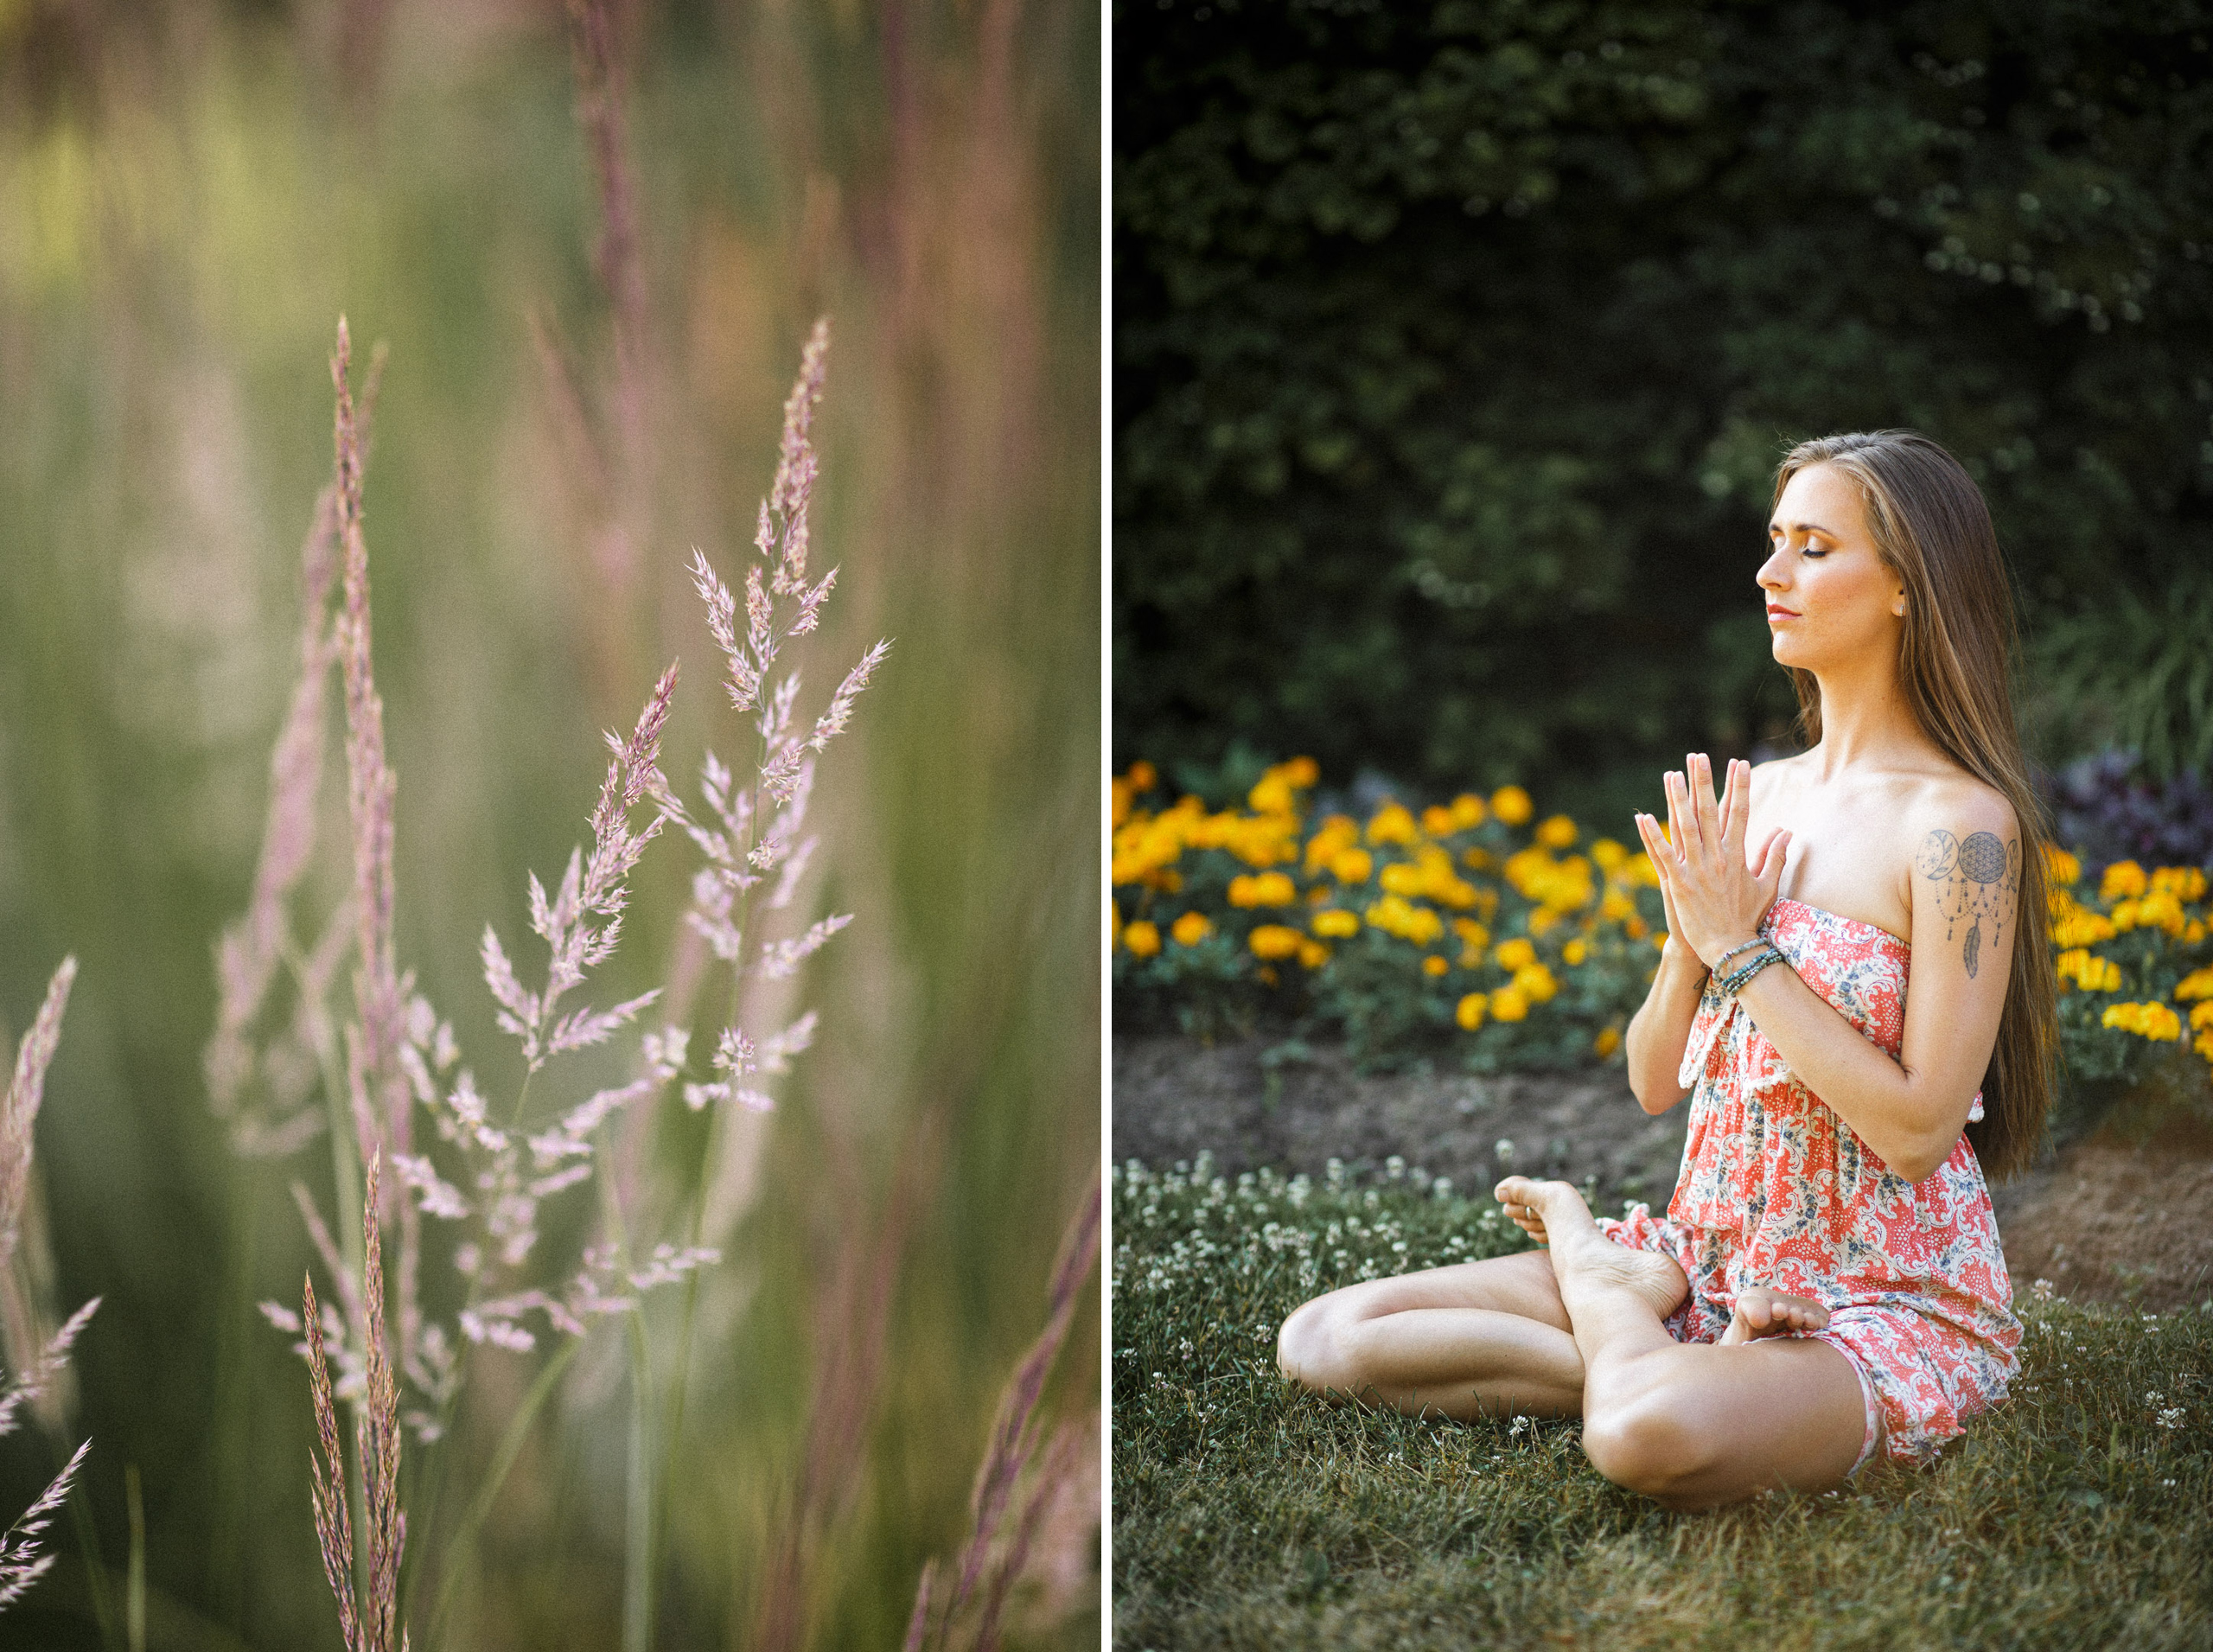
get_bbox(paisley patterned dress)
[1595,896,2021,1469]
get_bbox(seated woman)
[1276,430,2057,1509]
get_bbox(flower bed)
[1112,759,2213,1088]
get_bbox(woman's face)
[1757,462,1906,673]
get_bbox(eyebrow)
[1768,520,1837,538]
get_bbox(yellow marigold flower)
[1304,816,1361,872]
[1253,871,1298,906]
[1495,937,1537,972]
[1589,838,1628,872]
[1592,1026,1622,1059]
[1297,938,1330,969]
[2191,1000,2213,1030]
[1367,801,1419,846]
[2042,844,2080,885]
[2101,858,2147,901]
[2101,1000,2181,1041]
[1651,930,1668,951]
[2054,948,2122,992]
[1364,894,1444,947]
[1451,793,1489,829]
[1279,756,1321,788]
[1563,938,1588,966]
[1228,874,1257,908]
[1110,903,1124,946]
[1489,985,1530,1022]
[1170,911,1212,947]
[1514,961,1559,1002]
[2140,891,2187,935]
[1463,846,1495,871]
[1247,773,1296,816]
[2176,967,2213,1001]
[1628,852,1661,888]
[2198,1029,2213,1062]
[1601,889,1636,923]
[1111,777,1134,829]
[1247,923,1303,960]
[1330,847,1374,885]
[1421,805,1457,838]
[1456,992,1488,1030]
[2111,900,2141,933]
[2188,919,2207,945]
[1380,862,1425,897]
[1451,917,1489,947]
[2051,910,2116,947]
[1126,760,1158,793]
[1312,909,1361,940]
[1157,869,1183,894]
[1536,814,1578,849]
[1123,920,1161,958]
[1528,908,1561,936]
[1625,915,1649,940]
[1490,785,1534,826]
[1423,955,1449,977]
[2150,865,2207,903]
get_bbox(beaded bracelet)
[1710,937,1770,977]
[1719,943,1786,997]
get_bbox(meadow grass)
[1112,1155,2213,1651]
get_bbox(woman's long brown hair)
[1771,431,2058,1181]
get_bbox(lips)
[1766,606,1799,619]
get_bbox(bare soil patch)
[1112,1033,2213,1311]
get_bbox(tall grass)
[0,2,1097,1644]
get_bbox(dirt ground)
[1112,1033,2213,1311]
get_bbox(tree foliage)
[1115,0,2213,794]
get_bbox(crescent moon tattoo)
[1917,826,2017,979]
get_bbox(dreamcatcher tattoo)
[1915,829,2018,979]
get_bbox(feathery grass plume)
[906,1172,1100,1652]
[0,958,98,1612]
[671,320,889,1026]
[304,1151,408,1652]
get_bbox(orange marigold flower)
[1330,847,1374,885]
[1421,805,1457,838]
[1297,938,1330,969]
[1247,924,1303,960]
[1592,1026,1622,1059]
[1123,920,1160,958]
[1423,955,1449,977]
[1126,760,1158,793]
[2042,844,2080,885]
[1170,911,1211,947]
[2101,859,2147,902]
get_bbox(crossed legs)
[1276,1178,1878,1509]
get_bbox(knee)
[1275,1298,1359,1400]
[1580,1384,1716,1502]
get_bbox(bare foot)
[1494,1177,1687,1324]
[1718,1285,1830,1346]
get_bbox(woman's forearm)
[1623,939,1708,1114]
[1728,957,1958,1182]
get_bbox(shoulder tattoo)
[1915,829,2018,979]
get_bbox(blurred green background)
[1114,0,2213,834]
[0,0,1098,1647]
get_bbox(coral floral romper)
[1596,897,2021,1470]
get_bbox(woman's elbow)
[1627,1069,1688,1116]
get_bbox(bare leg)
[1496,1176,1877,1508]
[1276,1250,1586,1421]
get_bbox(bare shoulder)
[1904,771,2021,982]
[1903,772,2019,880]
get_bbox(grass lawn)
[1112,1155,2213,1650]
